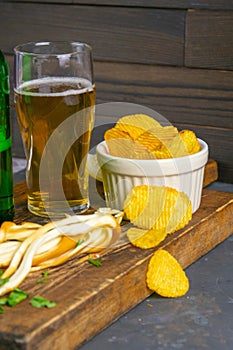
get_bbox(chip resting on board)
[126,226,167,249]
[124,185,192,233]
[146,249,189,297]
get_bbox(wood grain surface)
[0,3,185,66]
[186,10,233,69]
[4,0,233,9]
[1,1,232,181]
[0,180,232,349]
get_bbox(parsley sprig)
[0,286,57,314]
[37,270,50,284]
[88,256,102,267]
[0,288,28,312]
[30,295,57,309]
[0,269,9,287]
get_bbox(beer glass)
[14,42,95,218]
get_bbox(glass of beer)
[14,41,95,218]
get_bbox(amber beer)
[15,77,95,217]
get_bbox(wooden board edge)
[9,190,232,350]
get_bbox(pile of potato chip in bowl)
[96,114,208,214]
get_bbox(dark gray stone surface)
[79,236,233,350]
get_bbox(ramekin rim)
[96,138,208,163]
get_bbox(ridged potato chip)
[104,127,131,142]
[126,226,167,249]
[104,136,135,158]
[124,185,167,228]
[136,129,162,152]
[117,114,161,137]
[179,129,201,155]
[104,128,140,158]
[151,125,178,142]
[105,134,155,160]
[104,114,162,159]
[151,147,171,159]
[116,124,148,141]
[104,114,200,159]
[104,118,156,159]
[124,185,192,234]
[162,134,189,158]
[146,249,189,297]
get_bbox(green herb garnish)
[0,297,8,314]
[0,277,10,287]
[37,270,49,284]
[7,288,29,307]
[88,256,102,267]
[0,297,8,306]
[75,239,85,247]
[0,289,28,313]
[0,270,8,289]
[30,295,56,309]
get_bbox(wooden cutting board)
[1,159,232,350]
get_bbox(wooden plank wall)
[0,0,232,183]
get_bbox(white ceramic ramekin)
[96,139,208,213]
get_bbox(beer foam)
[15,77,94,96]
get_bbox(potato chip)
[130,142,155,159]
[151,147,172,159]
[166,192,192,234]
[136,130,162,152]
[126,226,167,249]
[151,125,179,142]
[124,185,167,229]
[117,114,161,138]
[105,137,135,158]
[104,127,134,157]
[104,121,156,159]
[104,114,161,148]
[135,126,178,156]
[179,130,201,155]
[146,249,189,297]
[148,127,189,158]
[104,113,200,159]
[106,138,155,159]
[163,134,189,158]
[117,124,147,141]
[124,185,192,233]
[104,127,131,142]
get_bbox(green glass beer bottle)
[0,50,14,223]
